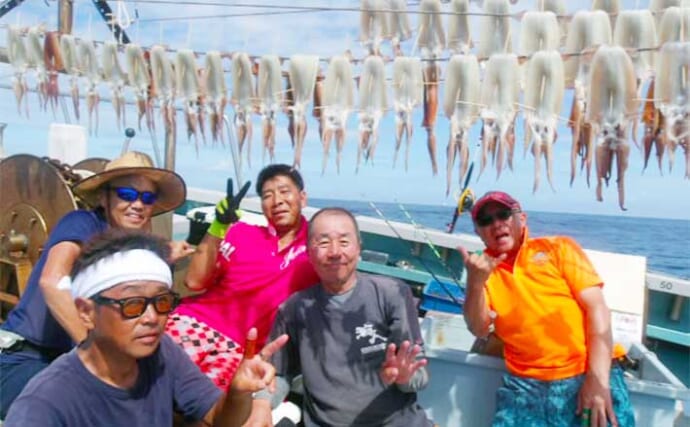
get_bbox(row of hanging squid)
[4,1,689,211]
[360,0,689,210]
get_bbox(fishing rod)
[369,202,464,308]
[397,202,465,287]
[447,141,479,233]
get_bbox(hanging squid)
[176,49,201,150]
[78,39,100,136]
[523,50,565,193]
[313,68,324,146]
[60,34,80,121]
[641,81,666,174]
[102,41,127,130]
[418,0,445,175]
[614,10,657,147]
[519,11,560,56]
[650,0,683,31]
[321,54,355,174]
[564,10,612,187]
[387,0,412,56]
[126,44,153,133]
[479,53,520,180]
[360,0,389,56]
[586,45,638,210]
[256,54,282,162]
[443,54,480,196]
[284,72,296,148]
[536,0,567,47]
[519,11,561,154]
[655,42,690,179]
[357,55,387,171]
[25,26,47,113]
[7,26,29,117]
[44,31,64,117]
[288,54,319,169]
[447,0,472,55]
[592,0,620,31]
[231,52,256,168]
[204,51,227,145]
[392,56,423,171]
[478,0,512,60]
[150,45,176,138]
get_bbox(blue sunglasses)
[111,187,158,205]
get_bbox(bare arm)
[458,247,505,338]
[185,234,222,291]
[576,286,617,427]
[38,241,87,344]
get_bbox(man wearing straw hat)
[4,229,286,426]
[0,151,194,418]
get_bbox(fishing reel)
[457,188,475,214]
[0,155,107,320]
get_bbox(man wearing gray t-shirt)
[251,207,433,427]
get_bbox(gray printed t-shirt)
[270,272,433,427]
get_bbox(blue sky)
[0,0,688,220]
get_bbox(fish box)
[421,280,465,315]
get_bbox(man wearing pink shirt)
[166,164,319,392]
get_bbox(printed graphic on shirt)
[531,251,549,265]
[355,322,388,355]
[219,241,236,261]
[280,245,306,270]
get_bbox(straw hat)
[72,151,186,216]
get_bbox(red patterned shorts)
[165,314,244,391]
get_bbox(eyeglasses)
[92,292,180,319]
[476,209,519,227]
[111,187,158,205]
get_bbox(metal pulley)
[0,154,106,319]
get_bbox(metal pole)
[164,117,176,172]
[58,0,74,35]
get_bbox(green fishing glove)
[207,178,251,239]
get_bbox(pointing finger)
[235,180,251,203]
[226,178,234,198]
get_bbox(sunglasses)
[92,292,180,319]
[476,209,519,227]
[111,187,158,205]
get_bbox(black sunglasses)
[111,187,158,205]
[476,209,519,227]
[92,292,180,319]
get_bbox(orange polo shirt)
[484,230,621,380]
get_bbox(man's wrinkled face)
[308,212,361,290]
[474,202,526,254]
[260,175,306,232]
[100,175,156,230]
[85,281,171,360]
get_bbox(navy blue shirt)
[2,209,107,352]
[4,335,223,426]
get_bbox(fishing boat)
[0,0,689,425]
[177,187,690,427]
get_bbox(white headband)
[68,249,172,299]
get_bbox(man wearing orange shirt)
[460,191,634,427]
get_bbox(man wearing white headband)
[0,151,195,418]
[5,230,287,427]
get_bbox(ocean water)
[310,199,690,279]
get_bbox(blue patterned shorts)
[492,365,635,427]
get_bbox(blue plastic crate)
[420,280,465,314]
